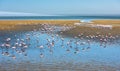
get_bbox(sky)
[0,0,120,16]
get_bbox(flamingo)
[6,38,11,42]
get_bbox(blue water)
[0,16,120,20]
[0,27,120,70]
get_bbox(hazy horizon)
[0,11,120,16]
[0,0,120,16]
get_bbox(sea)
[0,16,120,20]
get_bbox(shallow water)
[0,28,120,71]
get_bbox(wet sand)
[61,26,120,38]
[0,20,80,30]
[92,20,120,27]
[61,20,120,38]
[0,19,120,37]
[0,61,120,71]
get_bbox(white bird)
[39,45,44,49]
[6,38,11,41]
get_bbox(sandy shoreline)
[0,20,80,30]
[0,20,120,30]
[0,19,120,37]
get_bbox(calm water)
[0,16,120,20]
[0,25,120,71]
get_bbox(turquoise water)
[0,25,120,70]
[0,16,120,20]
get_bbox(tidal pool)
[0,26,120,71]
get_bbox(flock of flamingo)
[0,24,119,60]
